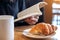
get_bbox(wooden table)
[14,25,60,40]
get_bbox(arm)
[0,0,28,26]
[15,0,44,26]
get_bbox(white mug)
[0,15,14,40]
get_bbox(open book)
[14,2,47,22]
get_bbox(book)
[14,2,47,22]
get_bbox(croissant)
[29,23,57,36]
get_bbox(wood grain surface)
[14,25,58,40]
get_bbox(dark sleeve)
[15,0,29,26]
[0,0,19,19]
[25,0,43,8]
[0,0,28,26]
[14,20,29,26]
[18,0,23,12]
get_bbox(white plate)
[22,29,56,38]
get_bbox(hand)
[24,15,39,25]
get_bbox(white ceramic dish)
[23,29,56,38]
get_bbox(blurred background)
[43,0,60,26]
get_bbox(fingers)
[39,2,48,8]
[31,15,39,19]
[24,18,38,25]
[24,15,39,25]
[31,16,39,22]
